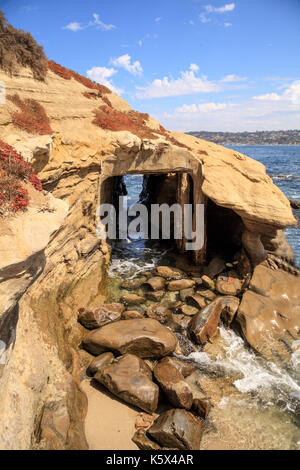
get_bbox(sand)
[81,378,139,450]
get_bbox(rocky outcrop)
[237,263,300,363]
[82,318,178,358]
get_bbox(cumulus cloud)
[86,66,123,94]
[253,92,281,101]
[63,13,116,32]
[110,54,143,76]
[136,64,220,99]
[253,81,300,104]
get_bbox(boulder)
[88,352,114,376]
[121,293,145,305]
[132,430,162,450]
[158,356,195,378]
[147,408,203,450]
[143,276,166,291]
[94,354,159,413]
[216,275,243,296]
[237,264,300,363]
[121,277,146,290]
[191,398,211,420]
[220,296,240,324]
[78,303,124,329]
[146,304,172,324]
[189,298,223,344]
[196,289,217,301]
[122,310,144,319]
[82,318,178,358]
[203,256,225,278]
[201,275,215,290]
[154,266,186,279]
[153,360,193,409]
[145,290,165,302]
[179,287,195,302]
[167,279,195,291]
[180,304,199,316]
[186,294,206,310]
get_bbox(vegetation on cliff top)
[0,10,47,80]
[0,140,42,214]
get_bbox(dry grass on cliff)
[7,93,53,135]
[0,10,47,80]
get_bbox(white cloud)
[224,22,232,27]
[176,102,227,113]
[253,82,300,104]
[205,3,235,14]
[86,66,123,94]
[111,54,143,76]
[200,3,235,24]
[63,22,84,32]
[253,92,281,101]
[138,40,143,47]
[221,74,247,83]
[63,13,116,32]
[136,65,220,99]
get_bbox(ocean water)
[229,145,300,267]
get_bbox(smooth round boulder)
[158,356,195,378]
[143,276,166,291]
[94,354,158,413]
[121,293,145,305]
[154,266,186,279]
[145,290,165,302]
[121,277,146,290]
[216,275,243,296]
[201,275,215,290]
[147,408,203,450]
[122,310,144,319]
[82,318,178,358]
[180,304,199,316]
[78,303,124,329]
[167,279,195,291]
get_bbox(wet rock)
[158,356,195,378]
[168,279,195,291]
[220,296,240,324]
[189,298,223,344]
[201,275,215,290]
[216,275,243,296]
[180,287,195,302]
[191,277,203,286]
[78,303,124,329]
[191,398,211,420]
[141,271,153,278]
[203,256,226,278]
[145,290,165,302]
[289,199,300,210]
[121,293,145,305]
[163,300,183,312]
[132,429,162,450]
[94,354,159,413]
[171,314,192,331]
[196,289,217,301]
[122,310,144,319]
[237,264,300,363]
[147,408,203,450]
[153,360,193,409]
[82,318,178,358]
[154,266,186,279]
[121,277,146,290]
[180,304,199,316]
[143,276,166,291]
[186,294,207,310]
[88,352,114,376]
[146,304,172,324]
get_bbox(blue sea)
[229,146,300,267]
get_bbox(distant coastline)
[187,130,300,146]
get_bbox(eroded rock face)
[237,264,300,363]
[153,360,193,409]
[147,408,203,450]
[78,303,124,329]
[94,354,159,413]
[82,318,178,358]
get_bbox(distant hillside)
[187,130,300,146]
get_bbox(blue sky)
[2,0,300,131]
